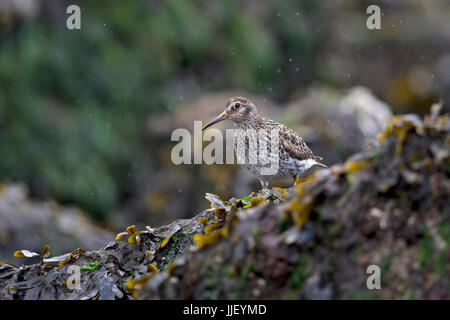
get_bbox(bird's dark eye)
[234,103,241,109]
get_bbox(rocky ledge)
[0,105,448,300]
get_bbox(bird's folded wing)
[281,128,323,161]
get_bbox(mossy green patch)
[163,230,186,266]
[277,216,291,234]
[234,258,255,299]
[287,254,311,290]
[380,252,395,273]
[437,221,450,246]
[80,261,100,271]
[418,231,433,272]
[200,262,223,300]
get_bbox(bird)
[202,97,326,190]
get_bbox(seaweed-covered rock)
[0,209,215,300]
[138,105,449,300]
[0,107,448,300]
[0,184,114,266]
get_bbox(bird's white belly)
[239,149,319,179]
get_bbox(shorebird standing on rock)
[202,97,326,190]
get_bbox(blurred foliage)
[0,0,321,219]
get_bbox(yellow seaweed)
[250,196,265,206]
[126,273,156,298]
[289,197,313,227]
[126,225,136,235]
[198,217,209,226]
[204,221,223,235]
[160,232,176,248]
[377,115,423,155]
[344,158,367,173]
[13,250,39,258]
[273,187,289,199]
[58,248,86,266]
[193,230,222,249]
[295,176,314,186]
[128,231,146,244]
[41,245,51,258]
[147,263,158,273]
[115,232,129,240]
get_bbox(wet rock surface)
[0,108,448,300]
[0,184,114,267]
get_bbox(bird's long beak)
[202,111,228,131]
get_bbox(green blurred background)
[0,0,448,234]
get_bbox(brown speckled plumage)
[203,97,326,188]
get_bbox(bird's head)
[202,97,258,130]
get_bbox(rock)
[0,183,114,266]
[136,106,448,300]
[0,107,448,300]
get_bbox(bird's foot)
[258,181,271,197]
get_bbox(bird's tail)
[313,155,327,168]
[314,162,327,168]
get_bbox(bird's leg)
[293,175,298,187]
[260,180,272,198]
[259,179,269,193]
